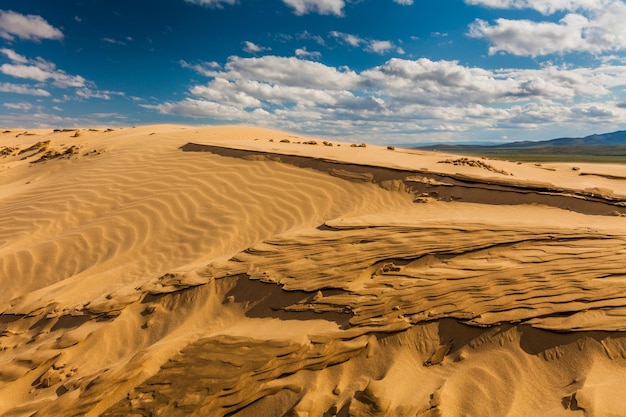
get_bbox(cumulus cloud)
[180,60,221,76]
[1,62,87,88]
[145,98,270,121]
[0,47,27,63]
[330,31,403,55]
[282,0,345,16]
[1,48,87,87]
[3,102,33,111]
[192,76,355,108]
[330,31,364,47]
[367,40,396,54]
[0,10,63,42]
[221,55,359,89]
[153,55,626,141]
[243,41,270,54]
[190,78,263,107]
[0,48,123,100]
[295,47,322,59]
[0,110,130,129]
[464,0,609,14]
[468,0,626,56]
[0,82,50,96]
[76,88,125,100]
[571,103,615,118]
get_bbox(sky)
[1,0,626,144]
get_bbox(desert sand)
[1,125,626,416]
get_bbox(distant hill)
[415,130,626,163]
[418,130,626,150]
[495,130,626,148]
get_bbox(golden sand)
[1,125,625,416]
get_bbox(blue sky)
[1,0,626,143]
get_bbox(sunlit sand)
[1,125,626,416]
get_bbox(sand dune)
[1,125,626,416]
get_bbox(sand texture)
[1,125,626,416]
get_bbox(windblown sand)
[1,125,626,416]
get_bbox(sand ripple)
[1,126,626,416]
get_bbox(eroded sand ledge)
[1,125,626,416]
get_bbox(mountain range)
[414,130,626,161]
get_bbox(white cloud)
[0,10,63,42]
[190,77,263,107]
[0,49,92,89]
[297,31,326,46]
[330,31,403,55]
[467,0,626,56]
[1,63,87,88]
[183,0,238,7]
[361,58,506,106]
[221,55,359,90]
[464,0,610,14]
[145,98,270,121]
[0,111,130,129]
[367,40,395,54]
[282,0,345,16]
[295,47,322,59]
[330,31,365,47]
[181,60,221,76]
[0,82,50,96]
[192,77,354,108]
[76,88,125,100]
[90,112,128,119]
[0,48,124,102]
[243,41,270,54]
[571,103,616,117]
[3,102,33,111]
[154,55,626,142]
[0,47,28,63]
[394,0,414,4]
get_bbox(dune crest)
[1,125,626,416]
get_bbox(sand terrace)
[1,125,626,416]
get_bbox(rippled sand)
[1,125,626,416]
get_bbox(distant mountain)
[417,130,626,151]
[414,130,626,162]
[497,130,626,148]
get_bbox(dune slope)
[1,125,626,417]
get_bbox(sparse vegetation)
[438,157,511,175]
[18,141,50,155]
[1,146,19,156]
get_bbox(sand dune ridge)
[1,125,626,416]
